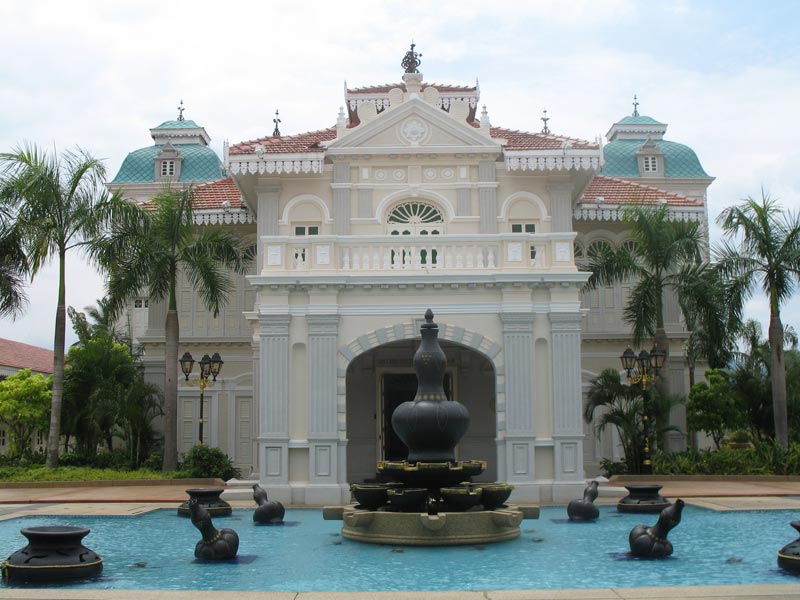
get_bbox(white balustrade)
[261,233,576,275]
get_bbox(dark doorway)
[381,372,452,461]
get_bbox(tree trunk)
[653,327,670,452]
[45,250,67,468]
[769,312,788,447]
[162,308,180,471]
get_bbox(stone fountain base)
[331,504,538,546]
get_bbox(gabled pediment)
[326,96,501,155]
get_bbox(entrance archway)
[345,339,497,484]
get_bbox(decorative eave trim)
[347,90,480,111]
[504,150,601,172]
[573,204,705,222]
[228,154,325,176]
[193,209,255,225]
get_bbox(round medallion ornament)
[393,169,405,181]
[375,169,387,181]
[400,119,429,144]
[424,168,437,180]
[442,168,454,179]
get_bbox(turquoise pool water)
[0,505,798,591]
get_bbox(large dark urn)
[777,521,800,572]
[391,309,470,463]
[567,480,600,521]
[2,526,103,582]
[629,498,684,558]
[253,483,285,524]
[178,488,232,517]
[617,484,670,514]
[189,499,239,560]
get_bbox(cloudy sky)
[1,0,799,350]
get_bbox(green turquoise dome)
[601,139,709,178]
[111,144,223,184]
[153,119,202,129]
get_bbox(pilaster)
[332,162,351,234]
[305,313,342,503]
[257,314,291,500]
[478,160,497,233]
[547,183,575,233]
[500,312,536,496]
[550,311,585,501]
[256,185,281,272]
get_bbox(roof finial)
[177,99,185,121]
[401,42,422,74]
[541,108,550,134]
[632,94,639,117]
[273,109,281,137]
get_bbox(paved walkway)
[1,478,799,599]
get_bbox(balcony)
[260,233,578,276]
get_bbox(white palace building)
[107,47,712,505]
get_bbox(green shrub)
[179,445,240,480]
[599,458,629,478]
[0,466,178,482]
[653,440,800,475]
[141,451,163,472]
[728,429,752,443]
[59,449,132,470]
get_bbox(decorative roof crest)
[273,110,281,137]
[401,42,422,74]
[541,109,550,134]
[632,94,639,117]
[177,99,185,121]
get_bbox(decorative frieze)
[574,206,705,222]
[505,153,600,172]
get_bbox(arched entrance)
[345,339,497,484]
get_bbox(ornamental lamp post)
[620,344,665,474]
[180,351,223,445]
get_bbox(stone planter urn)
[2,526,103,582]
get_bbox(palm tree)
[715,192,800,447]
[586,204,707,350]
[0,215,28,318]
[0,144,121,467]
[94,187,252,470]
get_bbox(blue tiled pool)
[1,505,798,591]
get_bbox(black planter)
[778,521,800,573]
[387,487,428,512]
[2,526,103,582]
[178,488,232,517]
[479,483,514,511]
[617,484,670,514]
[391,310,470,463]
[350,483,391,511]
[441,486,482,511]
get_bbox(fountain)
[326,310,538,545]
[629,499,685,558]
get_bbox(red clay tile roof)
[347,83,477,94]
[138,178,244,211]
[0,338,54,375]
[491,127,598,151]
[228,124,597,156]
[229,128,336,155]
[191,178,244,210]
[579,175,703,207]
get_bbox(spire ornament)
[541,109,550,134]
[401,42,422,74]
[177,99,185,121]
[632,94,640,117]
[272,109,281,137]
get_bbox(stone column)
[550,312,585,502]
[500,312,537,501]
[257,314,291,503]
[306,313,342,504]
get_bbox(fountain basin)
[177,488,232,517]
[2,526,102,582]
[339,505,529,546]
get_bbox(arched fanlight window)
[387,201,444,235]
[587,240,612,259]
